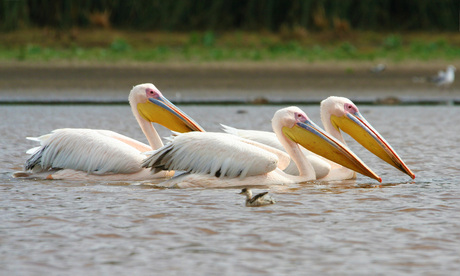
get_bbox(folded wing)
[142,132,284,179]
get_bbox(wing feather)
[25,128,146,174]
[221,124,284,150]
[221,124,290,170]
[143,132,279,179]
[251,192,269,203]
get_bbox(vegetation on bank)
[2,0,458,63]
[0,29,460,63]
[2,0,457,32]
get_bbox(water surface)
[1,104,459,275]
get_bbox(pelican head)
[321,96,414,179]
[129,83,205,132]
[275,106,381,182]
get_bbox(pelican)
[239,188,276,207]
[222,96,414,181]
[142,106,381,188]
[13,83,204,180]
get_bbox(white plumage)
[26,129,147,175]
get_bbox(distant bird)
[370,63,386,73]
[239,188,276,207]
[430,65,456,88]
[412,65,456,88]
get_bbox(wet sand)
[0,62,458,104]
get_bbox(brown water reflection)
[1,104,460,275]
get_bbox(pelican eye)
[344,103,358,113]
[294,112,307,122]
[146,88,159,98]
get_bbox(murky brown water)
[1,103,460,275]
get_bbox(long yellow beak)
[137,95,205,133]
[283,120,381,182]
[331,112,415,179]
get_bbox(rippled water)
[1,104,460,275]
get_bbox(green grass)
[1,29,460,63]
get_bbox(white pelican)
[13,83,204,180]
[239,188,276,207]
[142,106,381,188]
[222,96,415,181]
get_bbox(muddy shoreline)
[0,62,458,104]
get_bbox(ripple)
[277,212,303,217]
[407,244,445,251]
[40,232,66,238]
[31,216,70,222]
[391,194,417,198]
[252,210,274,213]
[151,231,177,235]
[394,227,418,233]
[397,207,441,212]
[355,196,389,201]
[146,213,170,219]
[237,247,276,253]
[260,240,284,247]
[196,227,219,235]
[93,233,124,239]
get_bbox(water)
[1,104,460,275]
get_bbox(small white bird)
[430,65,456,88]
[370,63,386,73]
[239,188,276,207]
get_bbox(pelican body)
[222,96,414,181]
[239,188,275,207]
[14,83,204,180]
[142,106,380,188]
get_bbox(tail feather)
[25,145,47,171]
[142,143,174,174]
